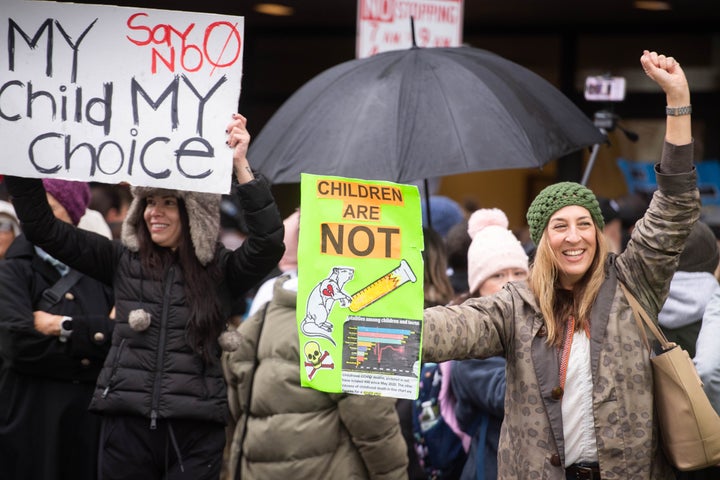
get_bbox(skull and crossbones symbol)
[303,341,334,380]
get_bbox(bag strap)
[619,283,674,352]
[37,269,83,311]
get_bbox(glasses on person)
[0,220,16,233]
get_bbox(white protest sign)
[356,0,463,59]
[0,1,244,194]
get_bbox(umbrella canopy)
[248,45,605,184]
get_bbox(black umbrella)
[248,45,605,186]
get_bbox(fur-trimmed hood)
[121,187,221,266]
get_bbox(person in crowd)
[0,200,20,260]
[246,208,301,317]
[421,50,699,479]
[658,220,719,357]
[422,195,466,239]
[697,286,720,416]
[222,245,407,480]
[444,218,472,294]
[219,188,250,252]
[4,113,285,480]
[78,207,114,240]
[616,191,651,251]
[448,207,529,480]
[0,179,115,480]
[403,227,459,479]
[513,224,537,261]
[597,196,623,254]
[422,227,456,308]
[656,220,720,480]
[705,219,720,281]
[433,220,475,466]
[88,183,132,240]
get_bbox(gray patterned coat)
[423,167,699,479]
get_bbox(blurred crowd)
[2,174,718,480]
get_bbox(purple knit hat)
[42,179,90,226]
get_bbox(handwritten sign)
[356,0,464,58]
[0,1,244,194]
[297,173,424,399]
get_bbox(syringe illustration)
[348,259,417,312]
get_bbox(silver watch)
[665,105,692,116]
[59,316,73,343]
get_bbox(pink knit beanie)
[467,208,529,295]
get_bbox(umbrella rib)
[428,59,469,170]
[396,50,469,181]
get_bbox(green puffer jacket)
[423,166,699,480]
[223,276,408,480]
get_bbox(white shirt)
[562,331,599,466]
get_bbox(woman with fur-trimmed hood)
[5,114,285,479]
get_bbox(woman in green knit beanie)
[421,50,700,479]
[524,180,608,346]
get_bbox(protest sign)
[356,0,464,58]
[297,173,424,399]
[0,0,244,194]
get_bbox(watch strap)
[665,105,692,116]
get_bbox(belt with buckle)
[565,463,601,480]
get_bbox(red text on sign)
[125,13,241,75]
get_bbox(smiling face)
[546,205,598,289]
[143,195,182,250]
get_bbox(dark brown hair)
[423,227,455,308]
[136,198,223,363]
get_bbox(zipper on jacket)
[150,265,175,430]
[102,338,126,398]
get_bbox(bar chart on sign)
[341,315,421,398]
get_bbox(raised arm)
[616,50,700,315]
[226,113,255,184]
[640,49,692,172]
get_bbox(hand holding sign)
[226,113,254,184]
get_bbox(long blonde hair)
[528,224,609,346]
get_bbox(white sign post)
[0,1,244,194]
[356,0,464,59]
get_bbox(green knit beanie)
[526,182,604,245]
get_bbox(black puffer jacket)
[6,176,285,425]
